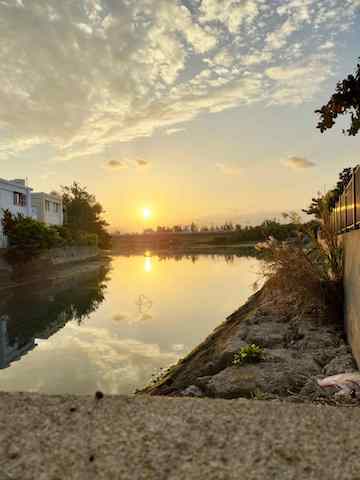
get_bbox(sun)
[142,207,152,220]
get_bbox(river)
[0,253,261,395]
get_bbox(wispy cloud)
[216,162,242,176]
[0,0,358,161]
[283,156,316,169]
[165,127,185,135]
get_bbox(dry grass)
[257,210,343,323]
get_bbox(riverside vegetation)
[1,182,110,265]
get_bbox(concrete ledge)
[38,246,99,265]
[1,392,360,479]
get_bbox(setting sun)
[142,207,152,220]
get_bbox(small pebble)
[69,406,77,413]
[89,454,95,462]
[95,391,104,400]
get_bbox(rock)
[299,378,335,401]
[323,352,357,376]
[312,346,348,368]
[205,355,321,399]
[264,348,301,363]
[215,336,247,366]
[295,329,341,352]
[180,386,204,398]
[205,366,258,398]
[245,322,287,348]
[196,376,213,390]
[283,322,304,346]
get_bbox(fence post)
[354,168,357,229]
[339,195,342,232]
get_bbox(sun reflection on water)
[144,256,153,273]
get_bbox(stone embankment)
[145,283,356,402]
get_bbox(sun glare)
[142,207,152,220]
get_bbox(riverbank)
[0,248,110,290]
[143,281,357,403]
[2,392,360,479]
[112,231,259,256]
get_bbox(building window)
[13,192,26,207]
[45,200,50,212]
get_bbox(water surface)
[0,254,260,395]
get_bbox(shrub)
[2,213,63,262]
[79,232,98,247]
[233,344,263,366]
[1,210,98,264]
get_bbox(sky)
[0,0,359,232]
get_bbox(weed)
[233,344,263,366]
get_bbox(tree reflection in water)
[0,265,110,369]
[156,250,258,264]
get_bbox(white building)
[0,178,33,248]
[0,318,36,369]
[31,192,63,226]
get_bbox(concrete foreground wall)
[341,230,360,367]
[2,393,360,480]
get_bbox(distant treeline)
[143,219,318,243]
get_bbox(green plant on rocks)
[251,389,271,401]
[233,344,263,366]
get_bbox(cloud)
[319,41,335,50]
[199,0,261,34]
[266,56,334,105]
[216,162,242,176]
[165,127,185,135]
[6,324,181,395]
[106,159,128,170]
[0,0,359,161]
[135,159,149,168]
[283,156,316,169]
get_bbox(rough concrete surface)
[1,392,360,480]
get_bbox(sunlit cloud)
[105,159,128,170]
[135,159,149,168]
[283,156,316,169]
[112,313,129,322]
[0,0,358,162]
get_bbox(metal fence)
[330,165,360,233]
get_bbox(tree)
[315,58,360,136]
[336,168,353,195]
[62,182,111,249]
[190,222,198,233]
[303,168,353,218]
